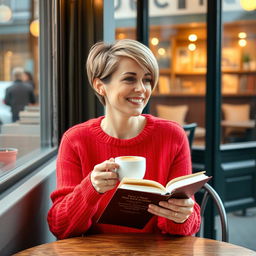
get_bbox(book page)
[119,178,166,193]
[119,184,166,194]
[166,171,206,187]
[166,173,207,194]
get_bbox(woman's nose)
[134,80,146,92]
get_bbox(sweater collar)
[90,114,155,146]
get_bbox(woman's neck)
[101,114,146,139]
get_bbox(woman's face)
[101,57,152,118]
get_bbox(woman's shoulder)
[145,114,184,133]
[63,116,103,139]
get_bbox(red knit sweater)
[47,114,201,239]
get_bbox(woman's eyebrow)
[120,72,151,76]
[121,72,136,76]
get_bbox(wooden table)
[221,120,256,142]
[13,233,256,256]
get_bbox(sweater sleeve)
[47,134,103,239]
[157,128,201,235]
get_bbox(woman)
[47,39,201,239]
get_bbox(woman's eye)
[124,77,136,83]
[143,78,152,85]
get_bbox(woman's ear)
[93,78,105,96]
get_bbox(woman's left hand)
[147,198,195,223]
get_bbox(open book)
[98,171,211,229]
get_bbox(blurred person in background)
[4,67,36,122]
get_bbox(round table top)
[13,233,256,256]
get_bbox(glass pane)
[149,1,207,147]
[114,0,137,40]
[0,0,40,174]
[221,1,256,144]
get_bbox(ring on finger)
[104,179,108,185]
[174,212,178,217]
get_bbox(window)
[115,0,137,40]
[0,0,56,191]
[148,1,207,147]
[221,1,256,144]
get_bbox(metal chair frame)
[183,124,228,242]
[196,183,229,242]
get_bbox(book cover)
[97,174,211,229]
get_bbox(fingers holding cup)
[91,158,119,193]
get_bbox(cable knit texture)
[47,114,201,239]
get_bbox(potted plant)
[0,148,18,171]
[242,54,251,70]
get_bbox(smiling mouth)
[127,98,144,104]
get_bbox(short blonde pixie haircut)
[86,39,159,105]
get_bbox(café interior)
[0,0,256,255]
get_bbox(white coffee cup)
[115,156,146,181]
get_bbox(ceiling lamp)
[188,43,196,51]
[0,4,12,23]
[188,34,197,42]
[238,39,247,47]
[238,32,247,39]
[151,37,159,46]
[240,0,256,11]
[30,19,39,37]
[158,48,166,56]
[118,33,125,39]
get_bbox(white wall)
[0,160,56,256]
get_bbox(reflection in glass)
[0,0,40,173]
[149,0,207,147]
[221,1,256,144]
[115,0,137,40]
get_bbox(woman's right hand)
[90,158,119,193]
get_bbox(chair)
[156,105,205,146]
[196,183,229,242]
[183,123,197,148]
[222,103,251,142]
[156,104,188,125]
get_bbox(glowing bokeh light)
[188,34,197,42]
[188,43,196,51]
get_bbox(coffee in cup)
[114,156,146,180]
